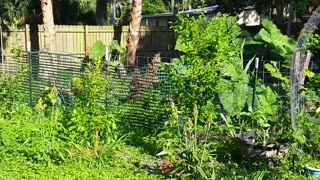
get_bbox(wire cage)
[291,8,320,129]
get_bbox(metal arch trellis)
[291,7,320,129]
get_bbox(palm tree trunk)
[40,0,56,84]
[126,0,143,67]
[40,0,55,51]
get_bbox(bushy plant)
[159,13,255,178]
[157,101,218,179]
[167,13,250,115]
[0,86,66,163]
[307,33,320,53]
[0,56,27,118]
[296,70,320,159]
[67,40,118,153]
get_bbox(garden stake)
[251,57,259,129]
[251,57,259,110]
[0,25,3,74]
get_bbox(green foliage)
[264,61,290,89]
[169,14,250,116]
[0,0,30,25]
[157,102,218,179]
[243,60,292,143]
[69,41,117,150]
[0,52,27,118]
[0,87,65,163]
[3,12,320,179]
[108,40,126,64]
[307,34,320,53]
[0,40,161,178]
[0,74,25,115]
[295,0,316,17]
[297,70,320,158]
[0,147,162,179]
[242,85,281,143]
[142,0,167,15]
[89,40,106,60]
[246,19,296,65]
[52,0,96,25]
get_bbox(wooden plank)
[3,24,174,54]
[38,25,44,50]
[67,25,73,52]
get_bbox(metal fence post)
[28,51,33,106]
[0,25,4,74]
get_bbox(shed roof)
[142,5,219,18]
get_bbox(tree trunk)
[287,0,294,35]
[40,0,55,51]
[40,0,56,84]
[126,0,143,67]
[110,0,116,25]
[96,0,108,25]
[275,0,284,24]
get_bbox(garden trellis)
[291,7,320,129]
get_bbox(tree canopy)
[0,0,319,27]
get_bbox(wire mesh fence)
[0,51,173,129]
[290,7,320,129]
[0,50,298,129]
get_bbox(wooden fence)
[1,25,175,55]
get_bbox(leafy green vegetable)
[89,40,106,60]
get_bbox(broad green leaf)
[265,61,289,85]
[219,82,249,116]
[174,36,187,53]
[89,40,106,60]
[245,36,264,45]
[109,40,126,64]
[261,19,280,35]
[219,63,238,79]
[254,19,295,61]
[109,40,125,54]
[255,29,272,44]
[256,86,277,116]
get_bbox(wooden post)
[84,25,88,55]
[25,24,30,52]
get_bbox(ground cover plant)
[2,14,320,179]
[0,45,164,179]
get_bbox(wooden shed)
[141,5,219,27]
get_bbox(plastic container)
[306,164,320,177]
